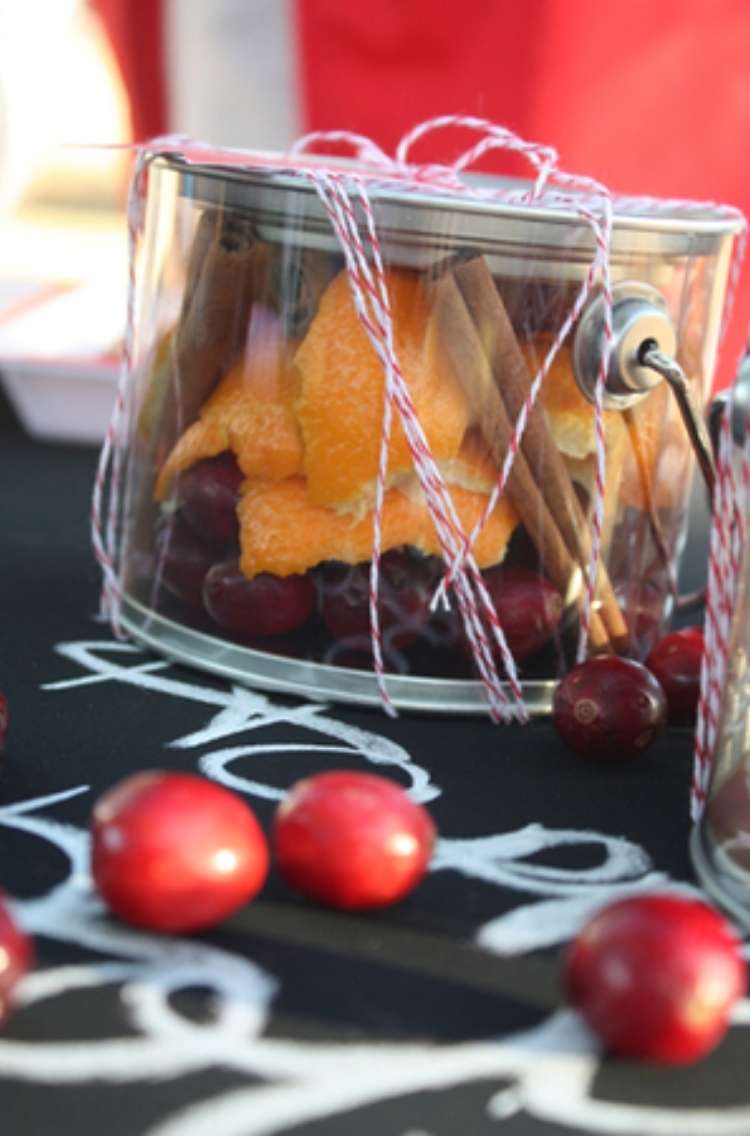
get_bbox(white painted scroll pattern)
[0,639,746,1135]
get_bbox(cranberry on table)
[0,690,7,754]
[0,895,32,1026]
[553,656,667,760]
[176,452,243,549]
[564,894,746,1064]
[203,560,314,638]
[92,771,269,933]
[156,515,217,607]
[273,770,436,910]
[646,626,704,726]
[469,567,563,662]
[318,550,438,649]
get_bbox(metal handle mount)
[572,281,716,495]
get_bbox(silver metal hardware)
[573,282,716,493]
[572,282,677,410]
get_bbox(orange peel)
[238,474,518,579]
[154,356,303,500]
[294,268,471,511]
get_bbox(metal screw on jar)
[573,282,716,494]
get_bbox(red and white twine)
[692,400,750,819]
[91,116,745,732]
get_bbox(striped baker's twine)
[292,116,581,717]
[295,118,613,711]
[399,120,614,662]
[692,401,750,818]
[395,115,558,200]
[305,166,523,720]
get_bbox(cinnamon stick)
[139,207,263,475]
[452,257,629,652]
[429,272,611,653]
[172,209,260,430]
[265,246,337,338]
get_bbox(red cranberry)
[0,691,7,755]
[461,567,563,662]
[646,627,704,726]
[92,771,269,933]
[176,452,243,549]
[564,894,747,1064]
[203,560,314,638]
[553,656,667,760]
[273,771,436,910]
[0,895,32,1026]
[318,550,437,648]
[155,515,217,607]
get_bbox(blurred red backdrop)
[94,0,750,390]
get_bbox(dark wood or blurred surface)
[0,386,744,1136]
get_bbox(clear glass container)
[117,154,741,713]
[691,358,750,925]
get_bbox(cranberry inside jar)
[175,451,244,550]
[317,550,440,651]
[203,560,315,639]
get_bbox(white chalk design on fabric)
[432,828,701,954]
[43,641,439,803]
[0,637,744,1135]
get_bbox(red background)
[95,0,750,391]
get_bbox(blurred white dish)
[0,278,122,445]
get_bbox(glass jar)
[117,153,741,713]
[691,356,750,925]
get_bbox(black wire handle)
[639,342,717,497]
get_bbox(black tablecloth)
[0,387,746,1136]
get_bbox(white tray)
[0,278,122,445]
[2,355,118,444]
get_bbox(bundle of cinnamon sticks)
[429,256,629,654]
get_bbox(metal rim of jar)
[151,154,743,265]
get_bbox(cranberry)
[646,627,704,726]
[460,567,563,662]
[176,452,243,549]
[553,656,667,760]
[273,771,436,910]
[155,515,217,607]
[0,691,7,754]
[564,894,746,1063]
[203,560,314,638]
[0,895,32,1025]
[92,771,269,933]
[318,551,437,649]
